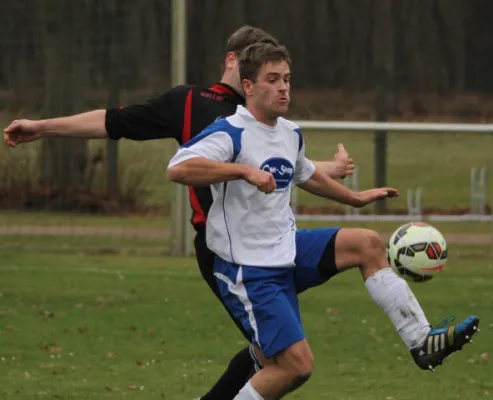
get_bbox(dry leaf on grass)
[95,297,107,308]
[326,307,340,315]
[369,328,383,342]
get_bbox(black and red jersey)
[105,83,244,231]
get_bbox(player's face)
[250,61,291,119]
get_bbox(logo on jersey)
[200,92,225,101]
[260,158,294,191]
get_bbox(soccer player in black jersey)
[4,26,354,400]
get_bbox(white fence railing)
[291,120,493,223]
[294,120,493,133]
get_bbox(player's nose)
[278,81,288,92]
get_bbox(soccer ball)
[387,222,447,282]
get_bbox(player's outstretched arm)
[4,110,108,147]
[299,168,398,208]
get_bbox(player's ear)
[225,52,237,71]
[242,79,254,97]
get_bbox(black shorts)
[194,228,341,341]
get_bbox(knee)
[275,340,314,392]
[359,230,386,259]
[287,348,314,384]
[295,360,313,385]
[295,355,313,382]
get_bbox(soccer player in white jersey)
[168,43,480,400]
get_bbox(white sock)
[365,268,431,349]
[234,380,264,400]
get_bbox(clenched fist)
[4,119,42,147]
[244,168,276,193]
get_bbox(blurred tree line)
[0,0,492,198]
[2,0,492,106]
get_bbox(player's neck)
[246,105,277,127]
[220,72,243,96]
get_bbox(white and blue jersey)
[168,105,315,267]
[168,105,340,358]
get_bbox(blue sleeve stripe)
[230,130,242,163]
[183,119,244,162]
[181,122,221,148]
[294,128,303,151]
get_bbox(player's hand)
[244,168,276,194]
[4,119,43,147]
[354,187,399,207]
[333,143,355,179]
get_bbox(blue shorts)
[294,227,340,293]
[213,227,339,358]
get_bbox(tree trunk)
[373,0,395,213]
[39,0,88,195]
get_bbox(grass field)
[0,211,170,230]
[0,236,492,400]
[85,129,493,211]
[1,127,493,213]
[116,129,493,211]
[1,119,493,399]
[2,132,493,244]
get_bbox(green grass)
[2,130,493,239]
[0,235,170,256]
[299,130,493,211]
[2,121,493,252]
[0,133,177,210]
[0,237,491,399]
[111,130,493,212]
[2,127,493,212]
[0,210,169,230]
[116,129,493,211]
[298,220,493,235]
[3,211,493,237]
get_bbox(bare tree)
[39,0,89,193]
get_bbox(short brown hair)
[222,25,278,71]
[239,43,291,83]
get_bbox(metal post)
[170,0,187,256]
[184,196,194,256]
[344,167,360,215]
[406,188,422,218]
[471,166,487,215]
[106,63,119,192]
[374,67,390,214]
[491,145,493,249]
[106,1,123,194]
